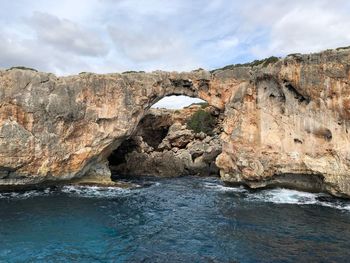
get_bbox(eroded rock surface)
[0,69,216,187]
[109,105,222,177]
[1,48,350,197]
[216,50,350,197]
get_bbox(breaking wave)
[0,188,52,199]
[61,185,134,198]
[206,182,350,212]
[203,181,247,192]
[1,178,350,211]
[251,188,350,211]
[0,185,133,199]
[246,188,320,205]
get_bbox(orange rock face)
[217,50,350,197]
[1,48,350,197]
[0,69,216,187]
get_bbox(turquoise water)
[1,176,350,262]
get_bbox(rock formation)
[216,49,350,197]
[0,68,219,188]
[109,105,222,178]
[1,47,350,197]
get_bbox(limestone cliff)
[216,49,350,197]
[1,47,350,197]
[0,69,218,187]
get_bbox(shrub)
[261,56,279,67]
[187,102,209,109]
[122,70,146,74]
[211,56,280,72]
[200,102,209,109]
[7,66,38,72]
[186,109,215,135]
[287,53,302,57]
[336,46,350,51]
[192,68,205,72]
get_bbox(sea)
[1,176,350,262]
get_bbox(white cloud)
[269,7,350,54]
[109,25,184,62]
[107,23,200,72]
[0,0,350,76]
[26,12,109,57]
[240,0,350,58]
[0,27,103,75]
[0,34,45,69]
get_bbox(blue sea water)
[1,176,350,263]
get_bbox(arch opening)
[152,95,207,109]
[108,95,223,180]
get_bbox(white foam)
[203,182,247,192]
[247,188,319,205]
[1,181,350,212]
[342,204,350,211]
[246,188,350,212]
[0,188,52,199]
[61,185,131,198]
[316,201,350,212]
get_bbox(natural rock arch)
[1,48,350,197]
[0,69,231,187]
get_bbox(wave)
[203,182,247,192]
[1,179,350,212]
[0,185,133,199]
[0,188,52,199]
[245,188,350,212]
[205,182,350,212]
[61,185,132,198]
[246,188,320,205]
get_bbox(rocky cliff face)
[216,49,350,197]
[1,48,350,197]
[0,69,219,188]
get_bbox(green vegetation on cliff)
[122,70,146,74]
[7,66,38,72]
[186,102,209,109]
[186,109,215,134]
[336,46,350,51]
[212,56,280,72]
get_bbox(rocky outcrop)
[1,48,350,197]
[0,69,219,188]
[109,106,222,177]
[216,50,350,198]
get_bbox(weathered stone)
[157,140,171,151]
[195,132,207,140]
[166,124,195,148]
[1,48,350,197]
[217,49,350,197]
[73,161,114,186]
[110,107,222,177]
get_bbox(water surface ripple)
[1,176,350,262]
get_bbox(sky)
[1,0,350,108]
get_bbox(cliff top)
[1,46,350,78]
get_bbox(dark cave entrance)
[108,112,172,168]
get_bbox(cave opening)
[107,95,223,180]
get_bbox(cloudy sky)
[1,0,350,108]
